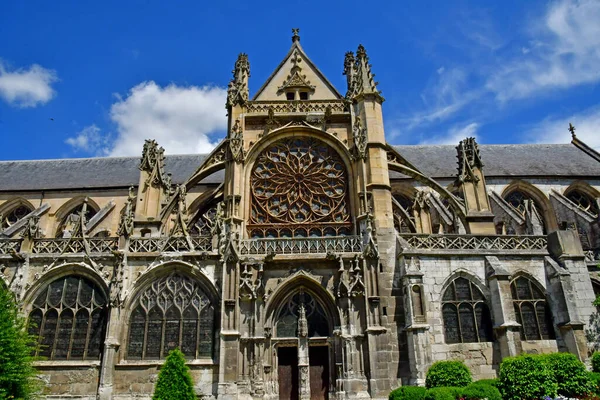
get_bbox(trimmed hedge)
[499,354,558,400]
[425,361,472,389]
[593,352,600,373]
[589,372,600,396]
[474,378,499,388]
[423,387,462,400]
[389,386,427,400]
[461,382,501,400]
[543,352,594,397]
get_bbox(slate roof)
[0,143,598,192]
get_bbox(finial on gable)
[344,44,383,102]
[569,122,576,139]
[292,28,300,43]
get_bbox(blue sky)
[0,0,599,161]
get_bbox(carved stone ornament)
[139,139,171,189]
[349,258,365,297]
[352,116,368,159]
[456,137,483,184]
[21,214,41,239]
[264,107,279,134]
[170,184,190,237]
[344,44,383,101]
[239,262,264,301]
[229,119,244,163]
[362,215,379,259]
[277,50,315,95]
[226,53,250,108]
[298,304,308,337]
[109,251,125,308]
[117,186,135,237]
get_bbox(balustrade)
[31,237,118,254]
[239,235,362,255]
[398,234,548,251]
[0,238,22,255]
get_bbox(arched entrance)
[270,286,337,400]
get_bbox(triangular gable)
[253,41,343,101]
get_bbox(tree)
[0,283,39,399]
[153,349,197,400]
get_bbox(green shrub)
[474,378,499,388]
[153,349,196,400]
[0,284,40,399]
[593,352,600,373]
[425,361,472,389]
[389,386,427,400]
[498,354,557,400]
[461,382,502,400]
[590,372,600,395]
[423,387,462,400]
[543,352,594,397]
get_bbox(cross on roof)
[569,123,576,138]
[292,28,300,42]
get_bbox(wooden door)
[309,346,329,400]
[278,347,298,400]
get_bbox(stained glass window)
[504,190,547,233]
[126,272,215,360]
[275,291,330,338]
[566,190,598,217]
[56,204,98,238]
[511,276,555,340]
[441,277,493,344]
[28,275,107,360]
[189,199,220,236]
[248,136,352,238]
[1,204,33,230]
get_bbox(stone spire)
[345,44,383,101]
[226,53,250,108]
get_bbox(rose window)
[249,136,351,238]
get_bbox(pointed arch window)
[511,276,555,340]
[393,194,415,233]
[441,277,493,344]
[275,291,330,338]
[126,272,215,360]
[1,204,33,230]
[28,275,108,360]
[504,190,547,234]
[189,199,220,236]
[565,189,598,217]
[56,203,98,238]
[248,136,352,238]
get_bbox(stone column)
[97,308,121,400]
[298,305,310,400]
[485,256,522,358]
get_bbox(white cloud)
[524,106,600,150]
[65,125,111,156]
[69,81,227,157]
[487,0,600,101]
[419,122,480,145]
[108,81,227,156]
[0,61,57,107]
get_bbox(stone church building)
[1,30,600,400]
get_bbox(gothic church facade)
[1,31,600,400]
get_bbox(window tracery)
[56,203,98,238]
[441,277,493,344]
[511,276,555,340]
[126,272,215,360]
[189,200,220,236]
[249,136,351,238]
[1,204,33,230]
[275,291,329,338]
[504,190,547,234]
[28,275,107,360]
[566,190,598,217]
[393,194,415,233]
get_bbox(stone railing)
[246,100,349,114]
[32,237,119,254]
[398,234,548,251]
[128,235,212,253]
[0,238,22,255]
[239,235,362,255]
[586,250,600,264]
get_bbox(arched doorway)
[271,287,336,400]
